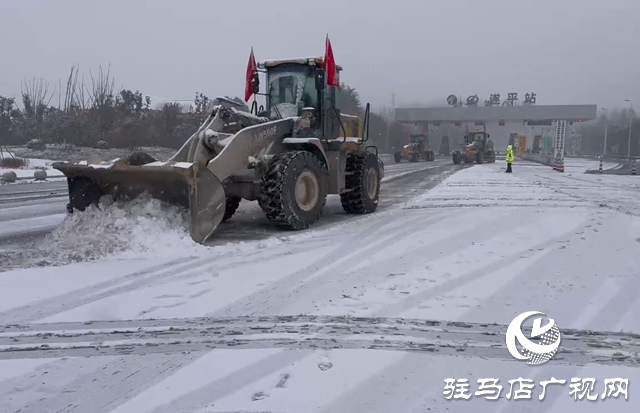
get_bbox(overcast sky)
[1,0,638,113]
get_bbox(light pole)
[601,107,608,156]
[625,99,633,157]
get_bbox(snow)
[0,214,67,239]
[201,349,405,413]
[0,150,66,182]
[109,349,283,413]
[37,195,209,265]
[0,259,171,313]
[2,158,640,411]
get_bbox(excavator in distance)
[53,48,383,245]
[452,129,496,164]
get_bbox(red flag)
[244,48,257,102]
[324,36,339,89]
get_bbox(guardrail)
[574,153,638,162]
[518,153,555,166]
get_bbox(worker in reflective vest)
[505,145,514,173]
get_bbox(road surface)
[1,158,639,412]
[0,158,457,269]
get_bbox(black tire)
[429,151,435,161]
[453,152,461,165]
[341,152,381,214]
[222,196,241,222]
[476,151,484,164]
[394,152,402,163]
[260,151,327,230]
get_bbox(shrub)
[0,157,27,168]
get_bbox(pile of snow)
[38,195,209,264]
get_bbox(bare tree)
[86,65,115,110]
[62,64,86,112]
[21,78,55,121]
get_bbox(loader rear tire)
[394,152,402,163]
[222,196,241,222]
[341,152,381,214]
[260,151,327,230]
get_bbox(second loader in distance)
[394,132,436,162]
[452,129,496,164]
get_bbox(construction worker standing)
[505,145,514,173]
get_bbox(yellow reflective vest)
[506,146,515,163]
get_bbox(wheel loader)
[394,133,435,162]
[452,131,496,165]
[53,54,383,244]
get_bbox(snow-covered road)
[0,159,452,269]
[1,158,639,412]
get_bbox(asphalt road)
[0,157,467,268]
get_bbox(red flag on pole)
[324,36,339,89]
[244,47,257,102]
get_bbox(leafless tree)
[21,78,56,120]
[61,64,86,112]
[85,65,115,110]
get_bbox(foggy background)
[0,0,639,155]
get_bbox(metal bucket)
[53,158,226,244]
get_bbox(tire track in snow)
[374,223,586,318]
[126,212,452,411]
[149,350,309,413]
[0,257,193,323]
[2,316,638,365]
[313,208,569,317]
[8,353,201,413]
[490,259,640,413]
[261,208,518,316]
[207,210,450,317]
[533,173,640,217]
[0,241,331,324]
[168,208,530,408]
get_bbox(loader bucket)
[52,159,226,244]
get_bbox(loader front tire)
[260,151,327,230]
[341,152,381,214]
[222,196,241,222]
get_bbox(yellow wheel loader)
[452,131,496,165]
[53,54,383,244]
[394,133,435,162]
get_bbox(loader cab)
[409,134,427,144]
[259,58,343,139]
[465,132,486,145]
